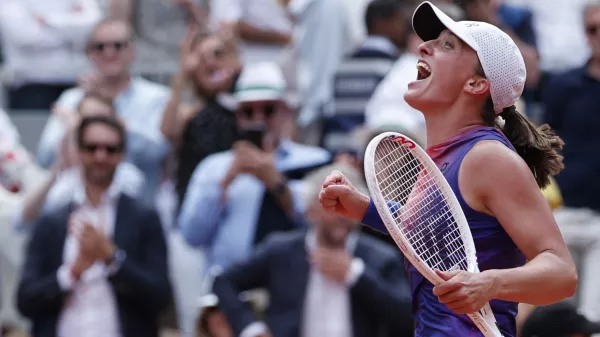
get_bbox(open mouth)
[416,61,432,80]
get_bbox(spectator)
[19,92,146,225]
[520,301,600,337]
[281,0,356,142]
[0,0,101,110]
[17,115,171,337]
[178,61,331,272]
[210,0,293,65]
[161,27,242,207]
[542,0,600,323]
[36,19,171,203]
[212,163,413,337]
[109,0,208,84]
[322,0,408,154]
[510,0,591,75]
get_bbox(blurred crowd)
[0,0,598,337]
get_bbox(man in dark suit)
[17,115,171,337]
[212,163,413,337]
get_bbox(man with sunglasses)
[541,0,600,326]
[36,18,171,206]
[18,115,171,337]
[179,62,331,273]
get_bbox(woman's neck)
[424,105,485,148]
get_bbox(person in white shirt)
[0,0,101,110]
[36,19,171,202]
[283,0,356,138]
[210,0,293,65]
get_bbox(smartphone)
[239,124,266,149]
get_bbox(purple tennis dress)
[362,126,526,336]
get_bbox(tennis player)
[319,1,577,336]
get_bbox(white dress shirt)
[289,0,355,126]
[0,0,101,86]
[56,181,123,337]
[240,231,364,337]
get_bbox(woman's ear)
[464,76,490,96]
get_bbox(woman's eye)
[444,41,453,49]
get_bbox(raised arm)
[457,142,576,306]
[178,156,229,247]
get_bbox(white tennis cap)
[234,61,286,103]
[412,1,526,113]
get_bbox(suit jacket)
[16,193,172,337]
[213,230,414,337]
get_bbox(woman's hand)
[433,269,497,315]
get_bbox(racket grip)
[467,302,504,337]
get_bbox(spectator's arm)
[36,116,65,168]
[160,73,201,145]
[108,0,133,21]
[36,91,82,168]
[178,158,226,247]
[349,251,412,331]
[17,216,70,318]
[0,3,63,49]
[237,21,292,45]
[42,0,102,46]
[212,236,276,336]
[20,169,59,224]
[108,209,172,314]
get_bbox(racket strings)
[374,139,470,272]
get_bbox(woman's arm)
[461,141,577,305]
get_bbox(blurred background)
[0,0,598,336]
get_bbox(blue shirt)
[35,77,171,203]
[178,140,331,271]
[362,126,525,337]
[543,65,600,212]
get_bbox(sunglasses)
[80,143,124,155]
[88,40,129,53]
[238,104,277,119]
[586,24,600,36]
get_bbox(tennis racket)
[363,132,503,337]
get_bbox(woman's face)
[404,29,487,115]
[193,35,239,96]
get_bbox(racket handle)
[467,302,504,337]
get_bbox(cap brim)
[412,1,477,51]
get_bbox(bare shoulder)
[463,140,535,187]
[459,140,540,213]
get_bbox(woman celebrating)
[319,2,577,336]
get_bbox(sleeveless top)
[410,126,526,337]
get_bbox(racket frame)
[363,132,504,337]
